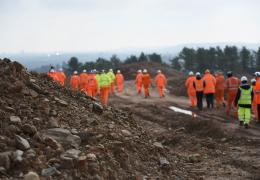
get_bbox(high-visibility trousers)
[226,91,237,117]
[238,107,251,125]
[117,83,123,93]
[253,100,258,120]
[87,87,95,97]
[110,83,115,94]
[100,86,110,107]
[215,89,224,107]
[143,86,150,97]
[157,85,165,97]
[136,83,142,93]
[188,91,197,107]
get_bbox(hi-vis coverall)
[155,73,167,98]
[185,75,197,107]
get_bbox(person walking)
[202,69,216,108]
[80,69,88,93]
[115,70,124,93]
[99,70,111,107]
[185,71,197,107]
[155,70,167,98]
[193,72,204,110]
[215,71,225,108]
[70,71,80,91]
[56,68,66,86]
[135,70,143,94]
[107,69,115,94]
[142,69,152,98]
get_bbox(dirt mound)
[0,58,175,179]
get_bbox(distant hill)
[1,42,259,70]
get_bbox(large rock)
[15,135,30,150]
[10,116,21,123]
[22,124,37,136]
[60,149,81,169]
[42,128,81,148]
[54,97,68,106]
[24,171,40,180]
[0,152,12,170]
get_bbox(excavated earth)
[0,58,260,179]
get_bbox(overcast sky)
[0,0,259,53]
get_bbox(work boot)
[244,124,249,129]
[223,102,226,107]
[239,121,243,126]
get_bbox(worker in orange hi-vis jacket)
[48,67,59,82]
[70,71,80,91]
[79,69,88,93]
[185,71,197,107]
[202,69,216,109]
[215,71,225,108]
[142,69,152,98]
[135,70,143,94]
[87,70,98,98]
[115,70,124,93]
[251,78,258,120]
[225,71,240,117]
[155,70,167,98]
[56,68,66,86]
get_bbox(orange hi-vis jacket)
[142,73,152,88]
[56,71,66,85]
[202,73,216,94]
[185,76,196,93]
[225,77,240,93]
[115,73,124,85]
[216,75,225,91]
[194,79,204,92]
[87,74,98,88]
[48,72,59,82]
[254,81,260,104]
[79,73,88,91]
[70,75,80,90]
[155,73,167,87]
[136,73,143,85]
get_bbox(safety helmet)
[50,69,55,73]
[251,79,256,83]
[143,69,147,73]
[157,70,161,73]
[205,69,210,74]
[137,70,142,73]
[256,72,260,77]
[102,70,105,73]
[196,72,201,76]
[227,71,233,77]
[59,68,63,72]
[109,69,113,72]
[73,71,78,75]
[117,70,121,73]
[189,71,194,76]
[241,76,248,82]
[83,69,87,73]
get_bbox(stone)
[13,150,24,162]
[24,171,40,180]
[92,102,103,114]
[15,135,30,150]
[48,117,59,128]
[77,155,87,169]
[159,157,170,166]
[41,167,60,177]
[60,149,81,169]
[121,129,132,137]
[44,136,63,150]
[29,89,38,98]
[153,142,164,149]
[4,106,15,113]
[22,124,37,136]
[60,156,74,169]
[62,149,81,159]
[54,97,68,106]
[0,152,11,170]
[10,116,21,123]
[86,153,97,161]
[25,149,36,159]
[50,110,58,116]
[29,78,36,83]
[42,128,81,148]
[188,154,201,163]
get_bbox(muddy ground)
[110,81,260,179]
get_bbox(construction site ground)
[110,81,260,179]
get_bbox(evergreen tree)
[256,47,260,69]
[110,55,122,69]
[180,47,196,71]
[67,57,82,74]
[124,55,138,64]
[240,47,251,72]
[148,53,162,63]
[138,52,148,62]
[171,57,181,70]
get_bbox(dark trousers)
[196,91,204,110]
[205,93,214,108]
[257,104,260,122]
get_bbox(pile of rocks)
[0,59,172,179]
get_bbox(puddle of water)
[169,106,197,117]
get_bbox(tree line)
[171,46,260,74]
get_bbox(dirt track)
[110,81,260,179]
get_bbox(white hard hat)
[117,70,121,73]
[251,79,256,83]
[241,76,247,82]
[137,70,142,73]
[189,71,194,76]
[256,72,260,77]
[157,70,161,73]
[83,69,87,73]
[196,72,201,76]
[73,71,78,75]
[50,69,55,73]
[143,69,147,73]
[109,69,113,72]
[102,70,105,73]
[59,68,63,72]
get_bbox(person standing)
[87,70,98,98]
[135,70,143,94]
[70,71,80,91]
[99,70,111,107]
[251,79,258,120]
[56,68,66,86]
[225,71,240,116]
[107,69,115,94]
[80,69,88,93]
[115,70,124,93]
[202,69,216,108]
[234,76,254,129]
[193,72,204,110]
[47,67,59,82]
[155,70,167,98]
[142,69,152,98]
[215,71,225,108]
[185,71,197,107]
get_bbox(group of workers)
[185,69,260,128]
